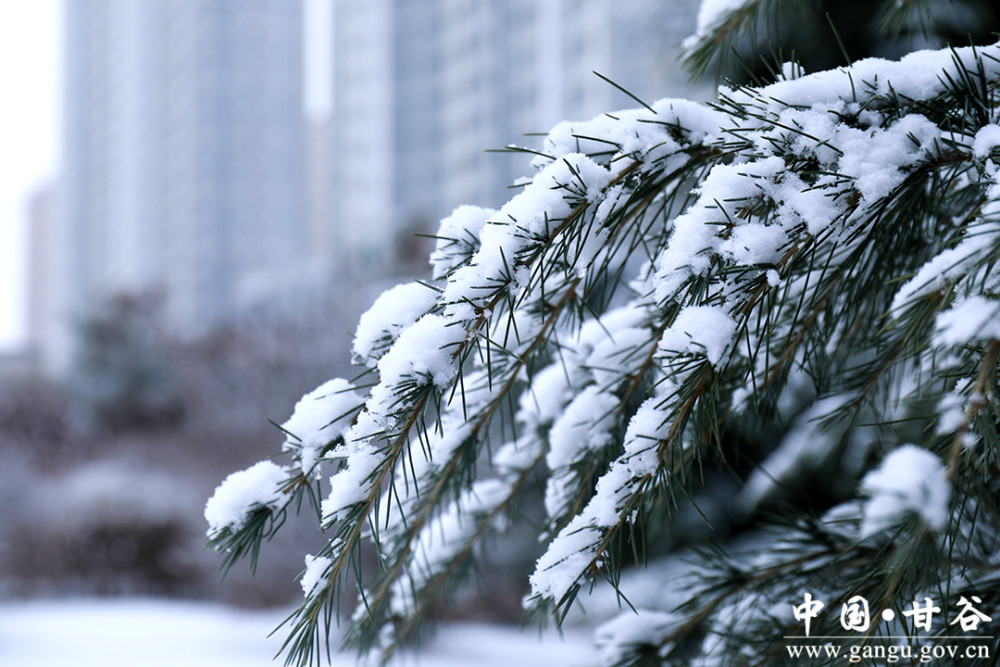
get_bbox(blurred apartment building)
[37,0,306,375]
[34,0,700,376]
[326,0,702,272]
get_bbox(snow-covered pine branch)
[208,37,1000,667]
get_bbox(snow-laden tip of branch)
[658,305,737,367]
[539,98,723,173]
[731,42,1000,108]
[352,282,440,367]
[682,0,755,53]
[442,152,613,314]
[529,397,675,605]
[349,313,468,444]
[281,378,364,477]
[300,554,333,598]
[205,460,289,535]
[933,295,1000,347]
[429,205,495,279]
[972,124,1000,160]
[860,444,950,538]
[544,387,621,521]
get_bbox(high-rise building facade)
[327,0,704,275]
[37,0,702,375]
[46,0,305,373]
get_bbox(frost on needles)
[207,40,1000,666]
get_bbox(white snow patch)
[659,305,737,366]
[737,45,1000,109]
[353,283,440,367]
[933,295,1000,346]
[547,386,620,470]
[443,153,611,311]
[430,205,495,278]
[684,0,753,49]
[860,444,950,537]
[350,313,468,441]
[205,461,288,535]
[300,554,333,598]
[281,378,363,475]
[595,609,677,664]
[972,124,1000,159]
[321,449,381,524]
[0,599,593,667]
[836,114,939,203]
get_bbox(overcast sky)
[0,1,60,351]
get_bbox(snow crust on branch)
[682,0,756,53]
[352,283,440,367]
[204,460,289,535]
[281,378,364,477]
[860,445,950,537]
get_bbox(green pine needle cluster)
[206,7,1000,666]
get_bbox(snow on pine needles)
[207,39,1000,666]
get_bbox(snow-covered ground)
[0,598,595,667]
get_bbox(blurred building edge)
[31,0,705,379]
[25,182,60,374]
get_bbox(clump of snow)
[493,438,542,475]
[350,314,468,443]
[586,325,655,390]
[430,205,495,278]
[934,378,979,451]
[860,444,950,538]
[529,517,604,604]
[683,0,753,50]
[936,383,970,436]
[658,305,737,367]
[205,461,288,535]
[281,378,363,476]
[300,554,332,598]
[933,295,1000,347]
[547,387,619,470]
[520,364,574,425]
[836,114,940,203]
[544,387,620,521]
[320,449,381,525]
[972,124,1000,159]
[719,222,788,266]
[538,99,720,173]
[652,156,785,300]
[529,397,675,604]
[352,282,439,367]
[595,609,677,665]
[736,45,1000,109]
[442,153,612,312]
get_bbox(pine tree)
[207,4,1000,665]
